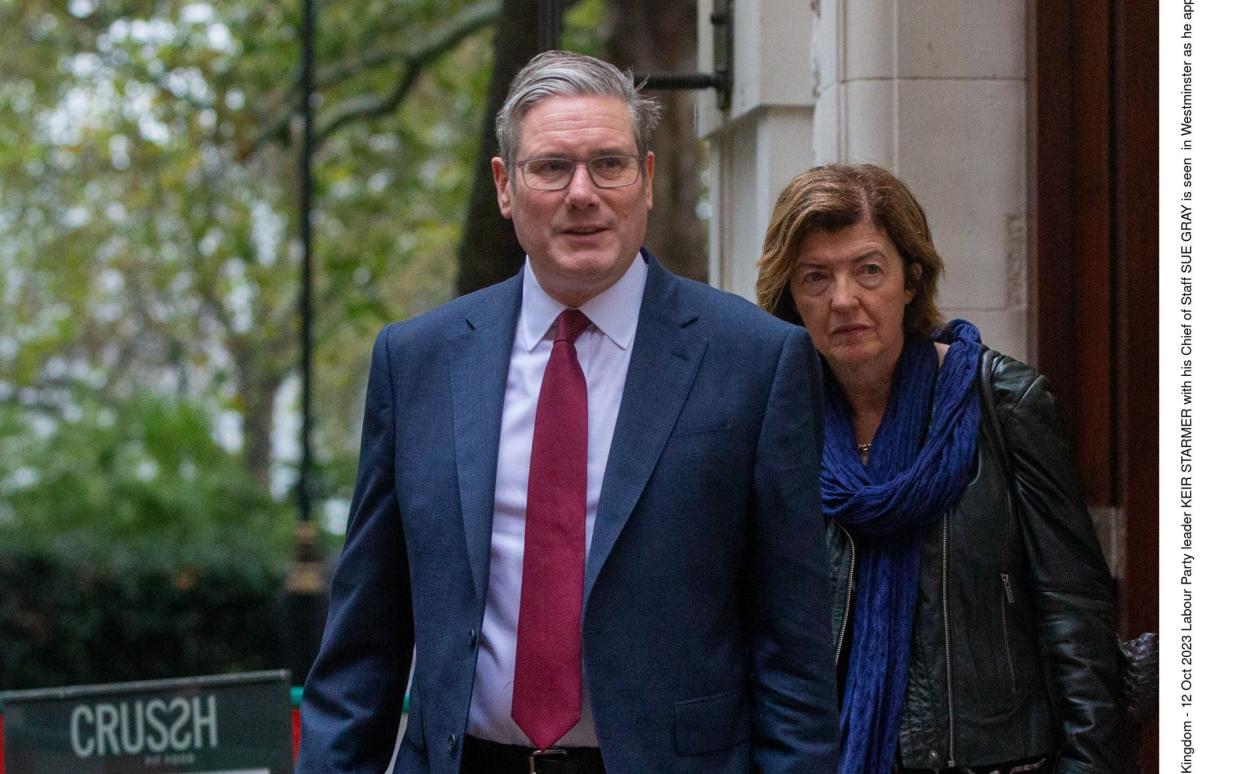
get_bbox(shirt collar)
[518,252,647,353]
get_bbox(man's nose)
[564,163,599,206]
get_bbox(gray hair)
[495,50,662,170]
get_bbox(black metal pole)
[298,0,315,513]
[537,0,560,51]
[286,0,327,688]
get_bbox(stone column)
[696,0,816,300]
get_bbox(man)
[296,51,837,774]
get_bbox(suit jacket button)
[468,629,478,647]
[447,733,458,751]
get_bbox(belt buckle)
[528,747,568,773]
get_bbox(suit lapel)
[585,258,706,603]
[450,273,523,601]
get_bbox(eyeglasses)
[515,155,643,191]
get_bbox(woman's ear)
[904,261,922,305]
[906,260,924,288]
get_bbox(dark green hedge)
[0,396,308,691]
[0,538,287,691]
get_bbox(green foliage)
[563,0,605,54]
[0,394,291,690]
[0,0,616,691]
[0,394,292,560]
[0,0,509,691]
[0,0,492,500]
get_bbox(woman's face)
[789,222,915,376]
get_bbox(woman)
[756,164,1123,774]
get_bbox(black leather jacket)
[826,352,1125,773]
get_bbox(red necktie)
[512,308,592,750]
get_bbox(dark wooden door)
[1028,0,1157,768]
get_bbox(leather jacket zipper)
[1000,572,1018,694]
[942,514,956,768]
[833,525,856,669]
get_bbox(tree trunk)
[234,343,280,491]
[455,0,549,295]
[605,0,706,282]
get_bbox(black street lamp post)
[285,0,328,688]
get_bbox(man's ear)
[492,156,513,219]
[643,151,655,210]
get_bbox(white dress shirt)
[466,254,647,747]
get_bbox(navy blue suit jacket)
[297,254,838,773]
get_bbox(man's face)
[492,94,654,307]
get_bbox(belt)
[461,735,606,774]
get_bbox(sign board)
[1,671,292,774]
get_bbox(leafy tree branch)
[246,0,499,156]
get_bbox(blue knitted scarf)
[823,319,982,774]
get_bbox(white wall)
[700,0,1030,361]
[696,0,815,299]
